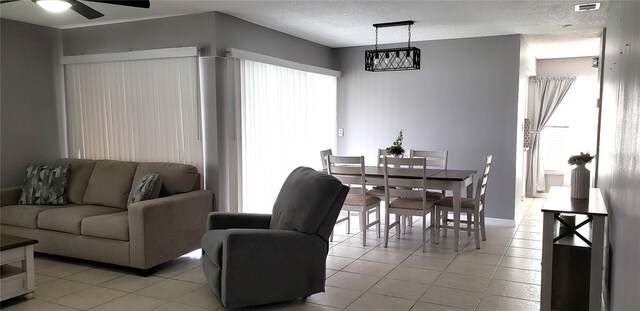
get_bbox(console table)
[540,186,608,311]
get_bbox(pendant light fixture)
[365,21,420,72]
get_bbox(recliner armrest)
[206,212,271,230]
[1,186,22,207]
[128,190,214,269]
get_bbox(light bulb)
[36,0,72,13]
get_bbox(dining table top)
[357,166,477,181]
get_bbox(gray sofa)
[201,167,349,308]
[1,158,214,274]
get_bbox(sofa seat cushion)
[1,204,60,228]
[37,205,123,235]
[81,211,129,241]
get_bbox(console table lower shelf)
[1,234,38,302]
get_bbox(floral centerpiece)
[386,130,405,157]
[568,152,594,199]
[568,152,594,166]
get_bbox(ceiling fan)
[0,0,150,19]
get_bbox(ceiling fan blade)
[70,1,104,19]
[0,0,22,4]
[85,0,149,9]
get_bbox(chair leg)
[384,209,390,248]
[401,215,406,233]
[474,211,481,249]
[442,211,448,237]
[360,210,367,246]
[396,215,401,239]
[480,209,487,241]
[422,214,427,252]
[346,211,351,234]
[467,212,472,236]
[376,205,381,238]
[408,215,413,227]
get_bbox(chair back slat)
[475,155,493,210]
[327,155,366,191]
[383,157,429,205]
[320,149,333,170]
[410,149,448,170]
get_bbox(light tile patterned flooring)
[1,197,545,311]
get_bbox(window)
[540,76,598,177]
[64,55,203,171]
[240,60,337,213]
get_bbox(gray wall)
[537,57,598,77]
[335,35,522,221]
[62,12,217,56]
[598,1,640,309]
[1,19,62,187]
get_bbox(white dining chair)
[405,149,449,229]
[327,155,381,246]
[383,156,438,252]
[436,154,492,249]
[321,149,352,242]
[320,149,333,171]
[366,148,390,192]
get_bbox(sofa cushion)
[1,205,59,229]
[270,167,344,234]
[84,160,139,209]
[131,162,198,199]
[81,211,129,241]
[55,159,97,204]
[37,205,122,235]
[19,164,71,205]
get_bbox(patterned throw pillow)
[19,163,71,205]
[129,173,161,205]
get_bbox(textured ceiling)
[0,0,609,59]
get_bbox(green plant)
[568,152,595,166]
[386,130,405,156]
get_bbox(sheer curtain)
[64,57,203,172]
[526,77,575,197]
[240,60,337,213]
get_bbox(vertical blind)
[240,59,337,213]
[64,57,203,171]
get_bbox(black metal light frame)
[365,21,421,72]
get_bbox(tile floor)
[1,197,545,311]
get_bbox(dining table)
[334,166,477,252]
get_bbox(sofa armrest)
[206,212,271,230]
[128,190,214,269]
[202,229,327,307]
[1,186,22,207]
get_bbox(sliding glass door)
[240,60,337,213]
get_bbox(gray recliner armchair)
[201,167,349,308]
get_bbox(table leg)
[589,215,605,311]
[540,211,555,311]
[453,187,461,252]
[25,245,35,296]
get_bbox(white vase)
[570,164,590,199]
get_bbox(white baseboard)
[485,217,516,227]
